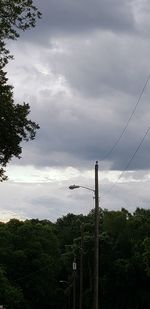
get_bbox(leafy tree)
[0,0,41,65]
[0,0,41,180]
[0,267,24,309]
[0,219,60,309]
[0,209,150,308]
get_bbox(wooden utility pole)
[69,161,99,309]
[94,161,99,309]
[79,223,84,309]
[73,255,77,309]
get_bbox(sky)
[1,0,150,222]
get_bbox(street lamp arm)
[79,185,95,193]
[69,184,95,193]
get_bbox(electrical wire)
[14,264,51,283]
[13,77,150,284]
[103,74,150,160]
[105,126,150,194]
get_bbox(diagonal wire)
[14,264,51,283]
[103,74,150,160]
[105,126,150,194]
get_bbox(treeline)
[0,208,150,309]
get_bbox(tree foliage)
[0,0,41,65]
[0,0,41,180]
[0,208,149,309]
[0,70,39,180]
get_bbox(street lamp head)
[69,185,80,190]
[59,280,68,284]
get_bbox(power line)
[105,126,150,194]
[103,74,150,160]
[101,186,133,210]
[14,264,51,283]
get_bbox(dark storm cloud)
[7,0,150,172]
[2,0,150,222]
[16,86,150,171]
[24,31,150,100]
[7,42,150,171]
[35,0,135,37]
[49,37,134,98]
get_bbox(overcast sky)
[1,0,150,222]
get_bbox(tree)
[0,267,24,309]
[0,219,60,309]
[0,71,40,180]
[0,0,41,65]
[0,0,41,180]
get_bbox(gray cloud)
[3,0,150,221]
[7,36,150,171]
[43,33,150,98]
[10,88,150,171]
[35,0,135,36]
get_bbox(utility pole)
[73,255,77,309]
[69,161,99,309]
[79,223,84,309]
[94,161,99,309]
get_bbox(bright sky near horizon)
[1,0,150,222]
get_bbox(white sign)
[73,262,77,270]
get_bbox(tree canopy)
[0,208,149,309]
[0,0,41,180]
[0,0,41,65]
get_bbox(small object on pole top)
[69,185,80,190]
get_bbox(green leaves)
[0,77,40,179]
[0,209,149,308]
[0,267,24,308]
[0,219,59,309]
[0,0,41,39]
[0,0,41,180]
[0,0,41,67]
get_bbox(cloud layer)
[2,0,150,221]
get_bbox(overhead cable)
[103,74,150,160]
[106,126,150,194]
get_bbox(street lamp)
[69,161,99,309]
[60,254,77,309]
[59,280,71,309]
[69,184,95,193]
